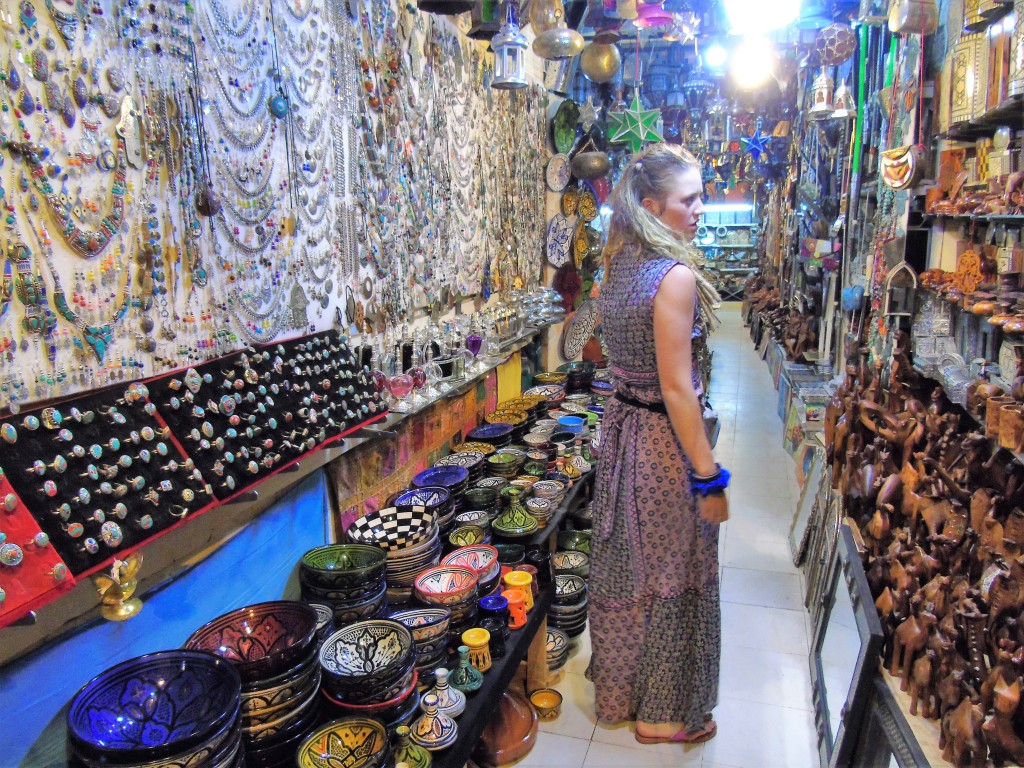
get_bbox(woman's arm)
[653,265,728,524]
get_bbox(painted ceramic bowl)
[472,477,509,492]
[554,574,588,604]
[296,717,390,768]
[300,544,388,591]
[435,451,485,472]
[494,543,525,566]
[413,565,479,606]
[240,653,320,715]
[346,506,437,552]
[465,423,515,445]
[531,480,564,500]
[185,601,318,684]
[485,410,528,427]
[320,670,419,718]
[329,583,390,625]
[442,544,501,583]
[388,607,452,643]
[393,486,452,516]
[525,497,552,518]
[240,665,321,728]
[319,619,415,691]
[463,487,500,511]
[552,549,590,577]
[532,372,567,386]
[557,529,591,554]
[67,650,241,765]
[454,509,491,529]
[447,524,488,548]
[301,578,386,605]
[240,684,319,744]
[412,465,469,491]
[453,441,497,456]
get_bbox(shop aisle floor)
[511,302,819,768]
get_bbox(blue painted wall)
[1,470,330,767]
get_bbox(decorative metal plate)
[545,154,572,192]
[551,99,580,154]
[546,213,574,268]
[560,299,600,361]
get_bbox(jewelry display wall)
[0,0,548,411]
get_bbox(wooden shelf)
[922,213,1024,224]
[879,666,954,766]
[941,96,1024,142]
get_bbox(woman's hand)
[698,493,729,525]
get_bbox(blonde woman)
[587,144,729,744]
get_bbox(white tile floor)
[514,303,819,768]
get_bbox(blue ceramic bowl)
[393,486,452,515]
[465,423,515,443]
[556,415,586,434]
[412,466,469,490]
[67,650,241,764]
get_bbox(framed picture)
[809,524,884,768]
[790,446,825,566]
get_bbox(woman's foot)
[634,719,717,745]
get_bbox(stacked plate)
[346,506,441,608]
[532,479,567,507]
[390,607,453,679]
[546,627,571,672]
[319,619,419,730]
[463,487,500,521]
[413,466,470,517]
[435,450,486,484]
[442,544,502,597]
[394,486,455,535]
[296,718,390,768]
[414,564,480,648]
[300,544,389,626]
[486,450,525,479]
[465,422,514,449]
[549,575,589,638]
[453,440,497,457]
[67,651,243,768]
[526,497,553,529]
[184,601,321,765]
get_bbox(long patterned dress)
[587,247,720,726]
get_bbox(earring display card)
[0,387,214,577]
[145,330,385,501]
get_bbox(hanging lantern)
[814,23,857,65]
[883,261,918,319]
[808,69,834,119]
[492,3,528,90]
[580,42,621,82]
[831,79,857,118]
[543,59,576,95]
[529,0,564,33]
[679,65,714,123]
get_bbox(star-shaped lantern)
[740,127,770,161]
[608,92,663,153]
[578,96,599,132]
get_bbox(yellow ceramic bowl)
[461,627,491,647]
[530,688,563,719]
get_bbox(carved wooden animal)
[915,574,950,618]
[982,674,1024,767]
[866,507,891,556]
[940,696,986,768]
[922,499,954,540]
[891,606,939,690]
[937,668,966,721]
[909,650,936,718]
[988,556,1024,632]
[969,488,996,534]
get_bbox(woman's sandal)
[634,721,717,745]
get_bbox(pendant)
[100,93,119,119]
[106,67,124,93]
[7,62,19,92]
[30,49,48,82]
[269,92,289,118]
[115,96,142,169]
[72,76,86,108]
[19,89,35,116]
[44,0,77,48]
[60,98,75,128]
[44,80,62,110]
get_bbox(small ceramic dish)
[295,717,389,768]
[413,565,479,606]
[388,607,452,643]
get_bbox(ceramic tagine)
[491,486,538,537]
[448,644,484,694]
[426,667,466,718]
[410,693,459,751]
[393,725,433,768]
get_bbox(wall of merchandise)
[0,0,548,409]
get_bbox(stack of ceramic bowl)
[533,370,567,387]
[563,361,596,394]
[390,606,453,679]
[465,422,514,449]
[318,619,419,730]
[453,508,491,536]
[525,496,553,529]
[414,564,480,647]
[299,544,389,627]
[345,505,440,608]
[296,718,390,768]
[549,574,589,638]
[394,485,455,536]
[525,383,566,412]
[557,528,591,555]
[184,601,321,765]
[447,522,490,549]
[591,378,614,400]
[463,486,500,522]
[435,450,486,485]
[453,440,497,458]
[67,651,244,768]
[532,479,566,508]
[412,466,470,518]
[484,409,529,442]
[442,544,502,597]
[553,550,590,579]
[546,627,571,673]
[494,543,525,567]
[486,450,525,479]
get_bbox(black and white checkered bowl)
[346,506,436,552]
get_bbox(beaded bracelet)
[687,465,731,497]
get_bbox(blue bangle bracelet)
[688,466,730,497]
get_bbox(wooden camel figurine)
[890,604,939,690]
[940,694,987,768]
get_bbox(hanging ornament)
[43,0,77,48]
[808,69,835,119]
[814,23,858,66]
[580,42,621,82]
[831,79,857,118]
[491,3,528,90]
[577,96,600,131]
[740,123,770,161]
[608,92,663,153]
[679,65,715,123]
[269,91,289,118]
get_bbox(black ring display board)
[145,330,386,501]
